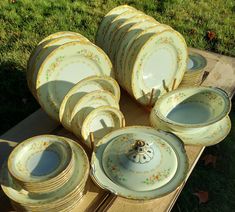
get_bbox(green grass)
[0,0,234,211]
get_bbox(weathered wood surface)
[0,48,234,212]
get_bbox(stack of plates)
[150,87,232,146]
[27,31,114,121]
[27,32,125,148]
[1,135,89,211]
[59,75,125,148]
[96,5,188,106]
[179,52,207,87]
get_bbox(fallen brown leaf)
[193,191,209,204]
[207,31,216,41]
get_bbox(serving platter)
[36,41,114,121]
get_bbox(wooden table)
[1,48,235,212]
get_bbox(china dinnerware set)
[1,135,89,211]
[26,31,125,148]
[96,5,188,106]
[180,52,207,87]
[1,5,232,210]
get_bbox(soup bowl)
[150,86,231,132]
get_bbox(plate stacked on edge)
[1,135,89,211]
[27,32,126,149]
[27,31,114,121]
[59,75,125,148]
[96,5,188,106]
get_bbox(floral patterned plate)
[59,76,120,130]
[81,106,125,148]
[95,5,136,47]
[91,126,188,200]
[115,20,158,84]
[71,90,119,138]
[28,35,87,99]
[128,29,187,106]
[36,41,114,121]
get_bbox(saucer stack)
[27,32,125,149]
[150,87,231,146]
[1,135,89,211]
[96,5,188,106]
[179,52,207,87]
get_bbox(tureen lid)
[102,132,178,191]
[91,126,188,200]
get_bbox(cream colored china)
[28,35,87,98]
[115,21,158,83]
[128,29,187,106]
[81,106,125,148]
[150,87,231,133]
[96,5,136,47]
[103,10,143,54]
[38,31,85,45]
[1,136,89,208]
[71,90,119,138]
[36,41,114,121]
[180,52,207,87]
[91,126,188,200]
[59,76,120,130]
[8,135,72,186]
[110,14,159,62]
[123,24,173,94]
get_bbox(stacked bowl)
[150,87,231,146]
[27,32,125,148]
[180,52,207,87]
[1,135,89,211]
[96,5,188,106]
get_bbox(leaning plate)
[8,135,72,184]
[91,126,188,200]
[36,41,114,121]
[59,76,120,130]
[28,35,87,99]
[129,29,187,106]
[81,106,125,148]
[96,5,136,47]
[1,136,89,206]
[71,90,119,137]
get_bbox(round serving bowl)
[150,86,231,132]
[7,135,73,192]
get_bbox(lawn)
[0,0,234,211]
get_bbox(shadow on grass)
[0,60,38,134]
